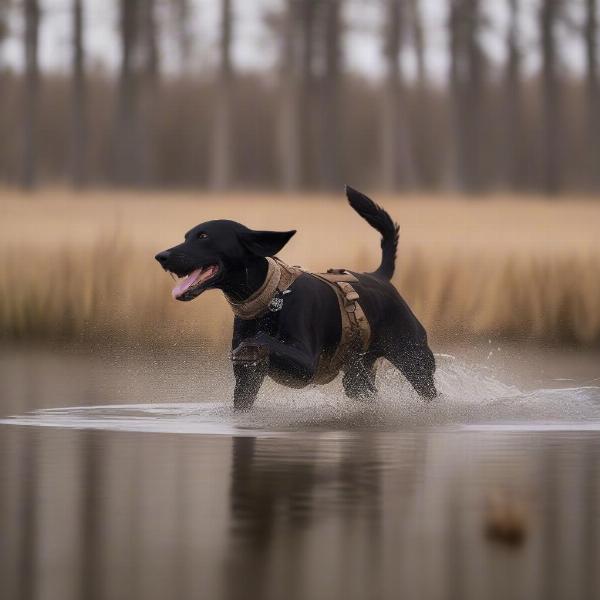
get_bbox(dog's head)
[155,220,296,301]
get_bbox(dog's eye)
[197,232,208,240]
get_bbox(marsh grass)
[1,189,599,347]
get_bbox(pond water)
[1,343,599,600]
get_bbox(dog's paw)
[231,342,270,367]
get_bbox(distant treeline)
[1,0,599,194]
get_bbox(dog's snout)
[155,251,170,265]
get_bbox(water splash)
[1,354,599,435]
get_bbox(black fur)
[346,185,400,280]
[155,187,437,409]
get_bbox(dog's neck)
[221,256,269,302]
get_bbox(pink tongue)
[172,268,204,299]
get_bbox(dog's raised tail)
[346,186,399,280]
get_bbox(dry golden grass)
[1,188,600,347]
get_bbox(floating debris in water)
[484,490,527,547]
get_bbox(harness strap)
[273,256,302,292]
[309,272,371,384]
[335,280,370,351]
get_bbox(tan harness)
[309,270,371,384]
[225,258,371,384]
[225,257,302,319]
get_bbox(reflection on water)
[2,427,600,600]
[1,345,600,600]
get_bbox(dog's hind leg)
[385,344,437,400]
[342,352,378,401]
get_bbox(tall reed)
[1,190,599,347]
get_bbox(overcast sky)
[0,0,587,82]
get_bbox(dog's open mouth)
[170,264,220,301]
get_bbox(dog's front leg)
[251,332,317,385]
[231,333,317,408]
[231,341,269,410]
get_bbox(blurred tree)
[172,0,193,73]
[299,0,317,188]
[504,0,525,190]
[585,0,599,189]
[448,0,464,190]
[71,0,87,187]
[140,0,160,185]
[381,0,416,190]
[448,0,485,193]
[278,0,302,190]
[142,0,159,84]
[317,0,343,190]
[0,0,9,180]
[539,0,562,194]
[114,0,142,184]
[465,0,485,190]
[408,0,426,90]
[22,0,39,189]
[407,0,434,186]
[0,0,9,48]
[2,0,599,195]
[210,0,233,190]
[274,0,318,189]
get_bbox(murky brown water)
[1,344,600,600]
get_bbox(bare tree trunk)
[504,0,524,190]
[408,0,426,91]
[464,0,484,192]
[0,0,9,48]
[407,0,433,186]
[115,0,141,185]
[317,0,342,190]
[447,0,466,190]
[173,0,193,74]
[278,0,301,191]
[447,0,484,193]
[299,0,317,188]
[0,0,10,181]
[140,0,159,185]
[585,0,600,189]
[210,0,233,190]
[381,0,416,190]
[540,0,562,195]
[22,0,39,189]
[143,0,159,85]
[71,0,86,187]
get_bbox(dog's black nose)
[155,251,170,265]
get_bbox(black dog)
[155,187,436,409]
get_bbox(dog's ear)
[239,229,296,257]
